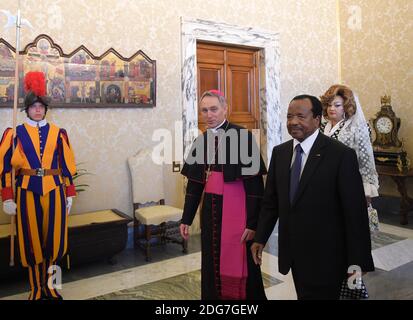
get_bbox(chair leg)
[133,219,140,249]
[145,225,151,262]
[182,239,188,254]
[160,222,166,245]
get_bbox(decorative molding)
[180,17,282,164]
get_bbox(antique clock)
[372,95,410,170]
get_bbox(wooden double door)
[197,42,260,131]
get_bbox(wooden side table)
[376,165,413,225]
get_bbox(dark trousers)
[291,264,342,300]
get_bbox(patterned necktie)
[290,144,303,204]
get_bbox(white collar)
[324,116,354,137]
[324,119,345,137]
[210,119,227,133]
[293,129,319,155]
[26,119,47,128]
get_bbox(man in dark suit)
[251,94,374,300]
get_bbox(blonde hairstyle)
[320,84,357,119]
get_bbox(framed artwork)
[0,34,156,108]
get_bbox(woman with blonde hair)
[320,84,378,300]
[320,84,379,204]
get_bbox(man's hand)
[251,242,264,266]
[180,224,190,240]
[2,200,17,216]
[366,196,372,206]
[240,228,255,243]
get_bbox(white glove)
[66,197,73,215]
[3,200,17,216]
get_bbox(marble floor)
[92,270,281,300]
[1,196,413,300]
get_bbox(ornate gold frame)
[0,34,156,108]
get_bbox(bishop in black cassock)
[180,90,267,300]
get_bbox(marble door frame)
[180,17,282,164]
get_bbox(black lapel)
[277,140,293,201]
[292,133,326,206]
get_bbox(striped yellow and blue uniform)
[0,122,76,300]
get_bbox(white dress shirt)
[291,129,319,177]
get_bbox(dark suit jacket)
[255,132,375,285]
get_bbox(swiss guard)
[0,72,77,300]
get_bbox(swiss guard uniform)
[0,72,76,300]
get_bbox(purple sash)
[205,171,247,299]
